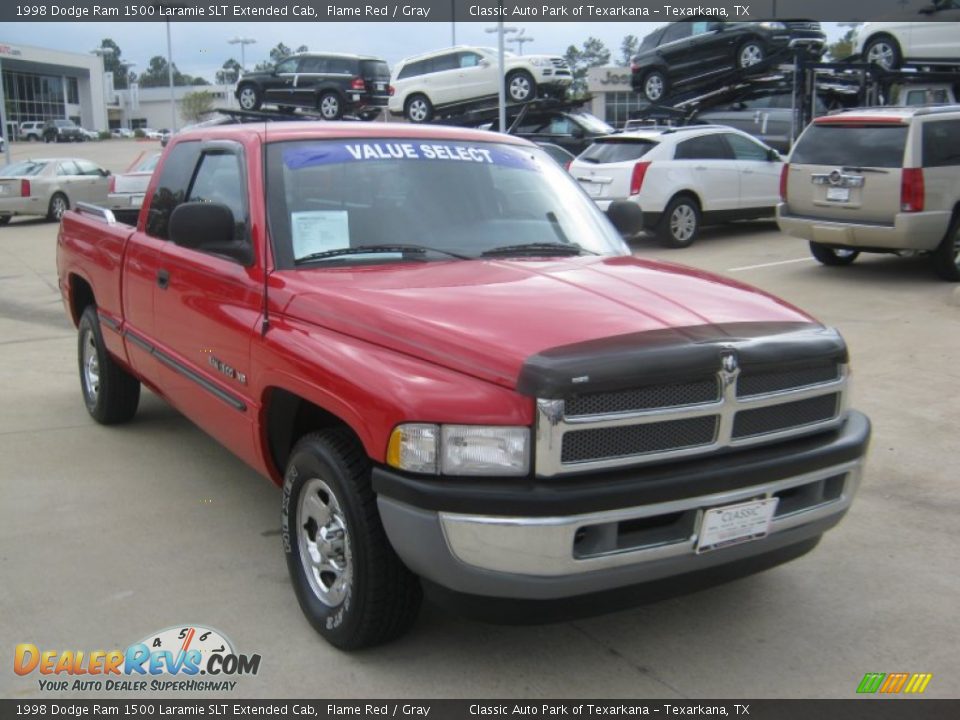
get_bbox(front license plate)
[696,498,778,554]
[826,187,850,202]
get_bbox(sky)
[0,21,845,80]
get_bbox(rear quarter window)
[791,124,908,168]
[579,139,657,164]
[922,120,960,167]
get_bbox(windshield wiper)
[295,244,469,265]
[481,242,597,258]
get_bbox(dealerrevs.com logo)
[14,625,261,692]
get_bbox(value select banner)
[3,0,959,23]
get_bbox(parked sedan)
[570,125,782,247]
[631,21,825,102]
[106,151,161,223]
[0,158,111,224]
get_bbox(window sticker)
[291,210,350,259]
[282,142,536,171]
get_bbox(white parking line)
[727,257,816,273]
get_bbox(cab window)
[724,133,771,162]
[661,23,691,45]
[675,134,733,160]
[275,58,298,74]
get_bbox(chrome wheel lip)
[866,42,895,69]
[670,204,696,243]
[297,477,352,608]
[320,95,340,119]
[740,44,764,67]
[81,328,100,403]
[645,74,664,101]
[509,75,532,102]
[238,87,257,109]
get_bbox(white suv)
[570,126,782,247]
[855,13,960,69]
[20,121,45,142]
[389,46,572,123]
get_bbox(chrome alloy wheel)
[238,86,258,110]
[51,195,67,220]
[670,204,697,244]
[81,327,100,404]
[509,74,533,102]
[407,98,429,122]
[320,95,341,120]
[644,74,664,101]
[740,44,764,68]
[866,42,896,69]
[297,477,352,607]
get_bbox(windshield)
[572,112,616,134]
[0,161,49,177]
[55,120,75,128]
[265,139,629,268]
[135,154,162,173]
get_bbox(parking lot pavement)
[1,156,958,699]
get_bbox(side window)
[922,120,960,167]
[459,52,482,68]
[146,140,201,240]
[75,160,104,176]
[661,23,691,45]
[327,57,353,74]
[186,152,247,245]
[724,133,770,161]
[298,57,326,73]
[275,59,297,74]
[57,161,80,176]
[548,117,575,135]
[431,53,458,73]
[397,61,422,80]
[674,134,733,160]
[691,22,711,35]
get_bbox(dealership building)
[585,66,648,128]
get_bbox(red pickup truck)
[57,122,870,649]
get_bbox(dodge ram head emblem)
[721,352,738,373]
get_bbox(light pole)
[485,24,519,132]
[507,29,534,55]
[228,37,256,74]
[0,58,10,166]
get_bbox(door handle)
[156,269,170,290]
[694,165,708,171]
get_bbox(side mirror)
[169,201,252,265]
[478,58,490,67]
[767,148,781,162]
[101,168,111,177]
[606,200,644,237]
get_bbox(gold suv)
[777,106,960,281]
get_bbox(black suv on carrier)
[235,52,391,120]
[631,21,826,102]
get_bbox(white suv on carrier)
[570,126,783,247]
[389,46,572,123]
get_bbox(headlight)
[529,58,553,68]
[387,424,530,476]
[760,21,787,30]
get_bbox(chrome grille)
[565,379,719,417]
[737,364,839,398]
[561,416,718,463]
[535,363,847,477]
[785,21,821,31]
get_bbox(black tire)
[358,109,381,122]
[809,242,860,266]
[506,70,537,103]
[44,133,53,144]
[405,94,433,124]
[47,193,69,222]
[863,35,902,70]
[278,105,296,114]
[0,216,10,226]
[236,84,262,111]
[641,70,669,102]
[318,92,344,121]
[737,40,766,69]
[932,216,960,282]
[282,430,422,650]
[656,195,701,248]
[77,306,140,425]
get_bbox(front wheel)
[282,430,422,649]
[507,70,537,103]
[318,92,343,121]
[77,306,140,424]
[864,36,902,70]
[657,196,701,248]
[236,84,262,111]
[810,242,859,266]
[932,217,960,282]
[738,41,766,69]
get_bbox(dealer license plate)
[376,82,386,91]
[696,498,778,554]
[130,194,145,207]
[826,187,850,202]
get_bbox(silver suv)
[778,106,960,281]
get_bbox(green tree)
[269,43,292,62]
[619,35,639,67]
[563,37,611,98]
[180,90,215,123]
[827,27,858,61]
[138,56,210,88]
[216,58,242,85]
[99,38,129,90]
